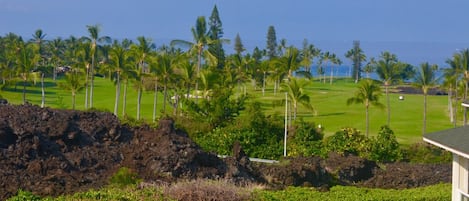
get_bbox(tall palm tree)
[319,51,332,84]
[48,37,65,80]
[413,62,438,135]
[171,16,214,102]
[375,51,402,126]
[330,55,342,84]
[155,52,177,115]
[444,54,463,126]
[132,36,155,120]
[177,56,197,99]
[347,79,384,137]
[30,29,47,66]
[459,49,469,125]
[85,24,111,108]
[76,42,92,109]
[280,77,315,120]
[109,40,132,116]
[16,41,39,104]
[363,57,376,78]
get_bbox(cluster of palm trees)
[1,21,468,136]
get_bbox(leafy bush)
[7,190,42,201]
[110,167,141,187]
[194,102,284,159]
[288,119,323,156]
[369,125,403,162]
[322,127,370,158]
[403,142,452,164]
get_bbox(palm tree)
[16,41,39,104]
[347,79,384,137]
[85,24,111,108]
[76,42,92,109]
[259,60,270,96]
[155,52,177,115]
[459,49,469,125]
[330,55,342,84]
[319,51,332,84]
[363,57,376,78]
[109,40,132,116]
[30,29,47,66]
[444,54,463,126]
[59,70,84,110]
[171,16,213,102]
[375,51,402,126]
[413,62,438,135]
[132,36,155,120]
[48,37,65,80]
[175,53,196,99]
[280,77,315,120]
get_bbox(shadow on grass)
[2,87,57,95]
[316,112,346,117]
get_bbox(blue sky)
[1,0,469,65]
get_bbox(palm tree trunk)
[22,77,26,104]
[365,105,369,137]
[423,93,427,135]
[385,82,390,126]
[84,66,89,109]
[186,85,191,99]
[90,45,96,108]
[41,73,45,108]
[72,92,76,110]
[293,101,297,120]
[262,71,266,96]
[122,80,128,117]
[153,79,158,122]
[464,81,468,125]
[330,66,333,85]
[448,85,454,123]
[195,49,202,103]
[114,74,120,116]
[163,82,168,114]
[137,85,142,120]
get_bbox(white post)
[284,92,288,157]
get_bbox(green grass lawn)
[0,76,456,145]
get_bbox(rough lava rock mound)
[0,104,451,199]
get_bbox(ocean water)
[304,65,445,82]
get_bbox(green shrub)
[322,127,370,158]
[369,125,403,162]
[7,189,42,201]
[403,142,452,164]
[288,119,323,156]
[110,167,141,187]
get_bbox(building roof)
[424,126,469,159]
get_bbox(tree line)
[0,5,468,138]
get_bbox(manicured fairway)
[0,76,455,145]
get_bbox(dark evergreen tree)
[234,33,245,55]
[266,25,277,59]
[345,40,366,83]
[208,5,225,69]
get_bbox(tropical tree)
[171,16,213,102]
[16,41,39,104]
[319,51,332,83]
[59,70,84,110]
[132,36,155,120]
[330,55,342,84]
[174,53,196,99]
[375,51,403,126]
[76,42,92,108]
[345,40,366,83]
[444,54,463,126]
[459,49,469,125]
[155,52,177,115]
[280,77,315,120]
[363,57,376,78]
[346,79,384,137]
[109,40,133,116]
[413,62,438,135]
[299,39,320,76]
[85,24,111,108]
[30,29,47,65]
[48,37,65,80]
